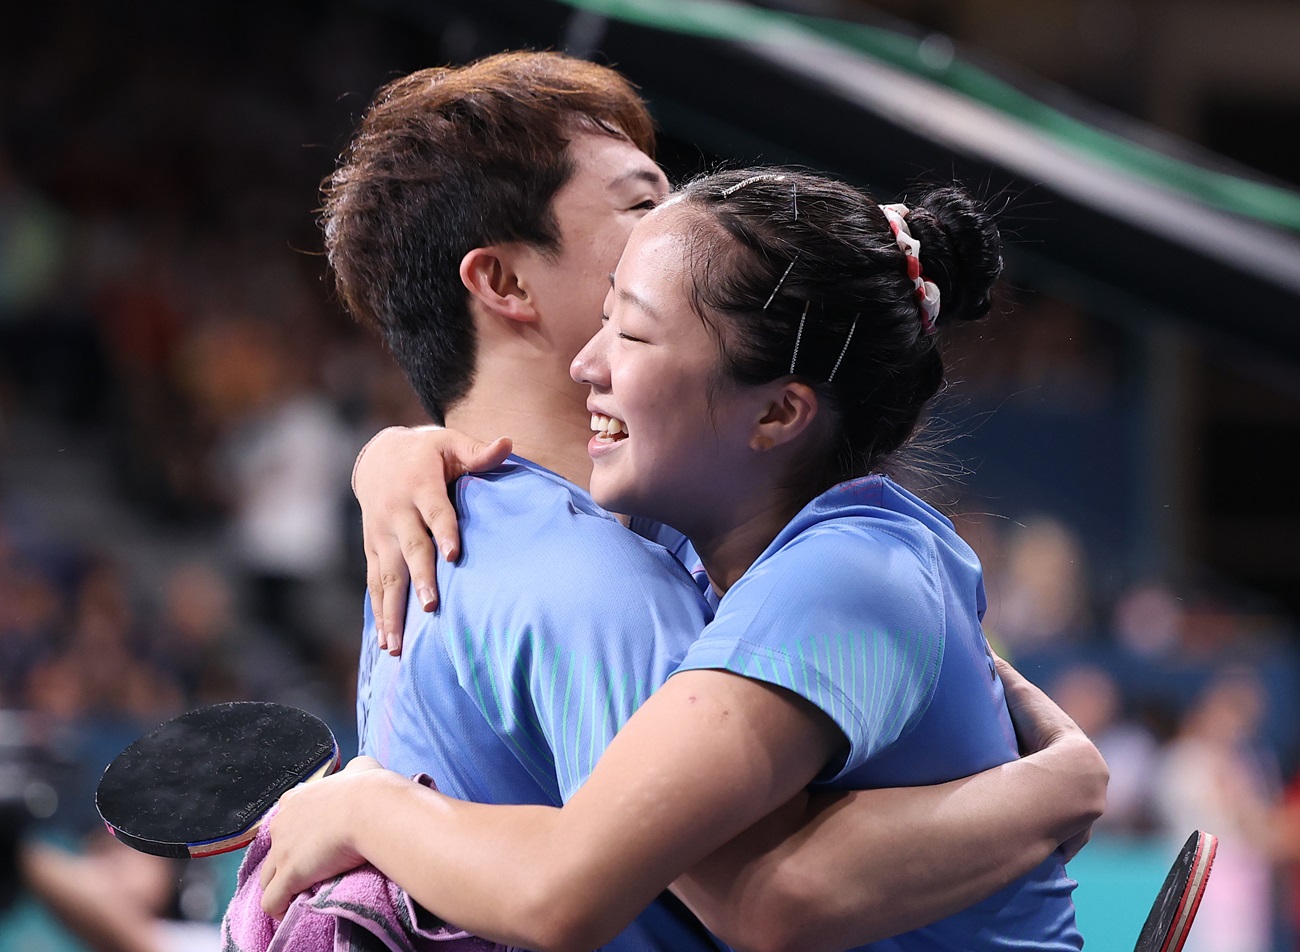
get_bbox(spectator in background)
[1112,579,1185,659]
[0,146,74,421]
[196,315,357,667]
[985,514,1092,655]
[0,532,233,951]
[1155,668,1280,952]
[142,560,248,706]
[0,557,61,709]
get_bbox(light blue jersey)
[356,456,721,952]
[675,475,1082,951]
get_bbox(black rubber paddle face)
[1133,830,1217,952]
[96,701,339,858]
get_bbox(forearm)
[268,674,841,951]
[343,773,655,952]
[674,734,1106,952]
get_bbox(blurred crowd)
[0,4,432,947]
[953,503,1300,952]
[939,291,1300,949]
[3,2,1300,951]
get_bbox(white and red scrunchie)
[879,203,941,335]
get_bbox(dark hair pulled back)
[676,168,1002,488]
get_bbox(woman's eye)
[618,332,644,343]
[630,199,658,211]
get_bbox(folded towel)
[221,774,508,952]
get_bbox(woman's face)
[570,203,765,529]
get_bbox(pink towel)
[220,775,508,952]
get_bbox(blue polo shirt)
[357,456,720,952]
[675,475,1082,950]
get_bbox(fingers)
[259,866,292,921]
[375,508,441,654]
[403,492,447,598]
[430,435,511,561]
[365,527,409,655]
[365,541,389,653]
[357,429,511,656]
[379,563,410,657]
[258,815,289,918]
[994,657,1072,754]
[423,497,463,565]
[258,856,274,892]
[342,755,383,774]
[463,436,513,473]
[441,434,512,480]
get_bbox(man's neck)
[445,367,594,491]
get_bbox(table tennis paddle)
[96,701,340,859]
[1133,829,1217,952]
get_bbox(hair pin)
[827,315,859,383]
[763,256,800,311]
[720,173,787,198]
[788,301,811,374]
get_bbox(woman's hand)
[354,426,511,654]
[995,655,1108,861]
[259,756,393,919]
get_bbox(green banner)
[560,0,1300,232]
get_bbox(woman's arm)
[261,665,1102,952]
[673,659,1107,952]
[262,669,843,952]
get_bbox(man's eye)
[630,199,658,211]
[618,332,644,343]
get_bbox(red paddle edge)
[1159,831,1218,952]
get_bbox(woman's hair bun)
[905,185,1003,327]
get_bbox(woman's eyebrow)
[608,273,661,322]
[618,285,662,322]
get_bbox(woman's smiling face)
[570,202,767,531]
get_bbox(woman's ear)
[459,246,539,323]
[751,381,820,452]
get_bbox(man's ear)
[751,381,820,452]
[459,246,538,323]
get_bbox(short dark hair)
[322,52,656,422]
[676,168,1003,491]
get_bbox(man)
[292,51,1102,950]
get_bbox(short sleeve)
[672,523,945,781]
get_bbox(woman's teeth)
[591,413,628,441]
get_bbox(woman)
[261,169,1083,950]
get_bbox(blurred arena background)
[3,1,1300,949]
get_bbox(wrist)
[346,769,406,857]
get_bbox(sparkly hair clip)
[719,173,787,198]
[826,315,858,383]
[764,256,799,310]
[788,304,858,383]
[878,203,940,335]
